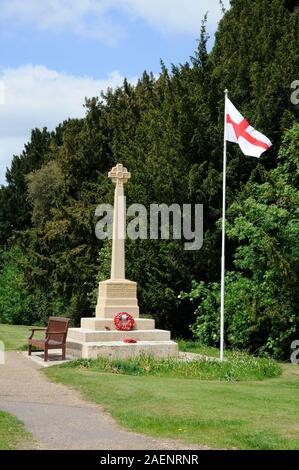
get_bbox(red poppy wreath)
[114,312,135,331]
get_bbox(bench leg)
[28,344,32,356]
[44,348,48,362]
[62,345,66,361]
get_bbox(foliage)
[26,160,66,226]
[60,352,281,381]
[0,1,298,346]
[0,245,68,325]
[0,246,33,325]
[183,125,299,359]
[0,128,53,246]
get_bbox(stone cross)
[108,163,131,186]
[108,163,131,280]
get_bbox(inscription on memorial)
[99,283,136,298]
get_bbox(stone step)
[66,340,179,360]
[81,317,155,331]
[67,328,170,343]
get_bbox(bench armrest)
[28,328,47,340]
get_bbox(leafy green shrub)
[183,274,297,360]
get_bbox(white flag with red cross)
[225,97,272,158]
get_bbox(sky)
[0,0,230,185]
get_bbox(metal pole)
[220,89,228,361]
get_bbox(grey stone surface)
[66,340,179,360]
[67,328,171,342]
[21,350,72,368]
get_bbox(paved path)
[0,352,205,450]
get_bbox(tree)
[185,124,299,359]
[0,128,52,245]
[0,0,298,340]
[26,160,66,226]
[0,246,33,324]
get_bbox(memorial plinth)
[66,320,178,359]
[66,163,178,360]
[95,279,139,318]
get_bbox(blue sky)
[0,0,229,184]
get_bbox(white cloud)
[0,0,126,45]
[119,0,230,35]
[0,65,131,184]
[0,0,230,41]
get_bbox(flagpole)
[220,89,228,362]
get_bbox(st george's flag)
[225,96,272,158]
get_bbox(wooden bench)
[28,317,70,362]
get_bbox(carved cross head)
[108,163,131,185]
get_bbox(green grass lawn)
[45,360,299,450]
[0,411,33,450]
[2,324,299,450]
[178,339,236,358]
[0,323,45,351]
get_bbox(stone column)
[109,164,130,280]
[95,163,139,318]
